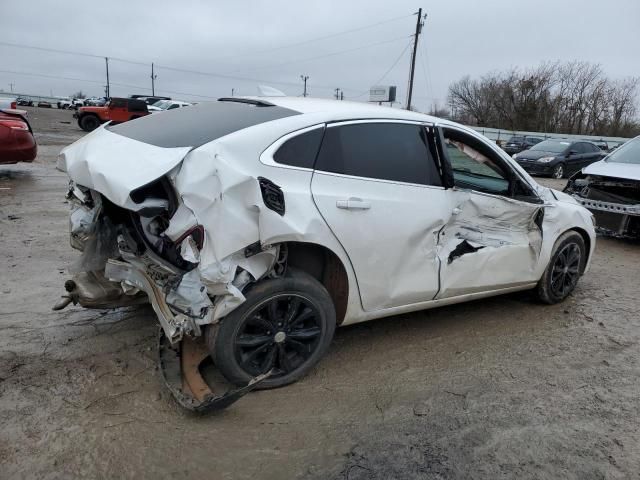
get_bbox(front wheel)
[536,231,586,304]
[207,269,336,389]
[552,163,565,179]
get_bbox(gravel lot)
[1,107,639,480]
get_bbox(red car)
[0,109,37,164]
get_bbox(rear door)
[566,142,588,174]
[311,120,450,311]
[436,126,544,299]
[582,142,603,169]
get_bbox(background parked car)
[0,97,17,110]
[565,136,640,237]
[73,97,149,131]
[503,135,544,155]
[16,97,33,107]
[0,109,37,164]
[37,101,52,108]
[592,140,610,152]
[56,98,73,109]
[130,95,172,105]
[147,99,192,112]
[513,139,604,178]
[84,97,107,106]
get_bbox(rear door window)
[314,122,442,186]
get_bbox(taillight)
[176,225,205,250]
[0,119,28,130]
[10,101,16,109]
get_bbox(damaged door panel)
[436,190,543,298]
[435,125,543,299]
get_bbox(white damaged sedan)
[56,97,596,410]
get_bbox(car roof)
[238,96,440,124]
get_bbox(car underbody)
[565,173,640,237]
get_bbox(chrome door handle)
[336,198,371,210]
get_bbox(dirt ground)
[1,107,639,480]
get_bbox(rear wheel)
[552,163,565,179]
[207,269,336,389]
[79,114,101,132]
[536,231,586,304]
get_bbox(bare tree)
[447,61,639,137]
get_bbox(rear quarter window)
[273,127,324,169]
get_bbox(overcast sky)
[1,0,638,111]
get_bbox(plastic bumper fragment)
[158,331,269,413]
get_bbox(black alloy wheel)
[232,294,322,378]
[536,231,586,304]
[549,243,581,297]
[208,269,336,389]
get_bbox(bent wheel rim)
[233,294,322,378]
[550,243,581,297]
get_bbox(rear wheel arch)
[280,241,349,325]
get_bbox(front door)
[436,126,544,299]
[311,120,450,311]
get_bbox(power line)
[0,14,411,70]
[0,69,222,99]
[226,35,408,75]
[350,40,413,98]
[207,13,412,62]
[0,13,416,98]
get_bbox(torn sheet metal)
[168,146,279,320]
[158,331,269,413]
[436,190,543,299]
[57,126,191,209]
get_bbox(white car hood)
[583,159,640,181]
[57,126,191,208]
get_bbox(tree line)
[444,61,639,137]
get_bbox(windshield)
[530,140,570,153]
[507,136,524,143]
[606,136,640,164]
[152,100,169,109]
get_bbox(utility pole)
[334,88,341,100]
[105,57,110,98]
[406,8,426,110]
[231,88,235,96]
[300,75,309,97]
[9,82,14,93]
[151,63,157,96]
[340,91,344,100]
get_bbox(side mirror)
[567,150,578,157]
